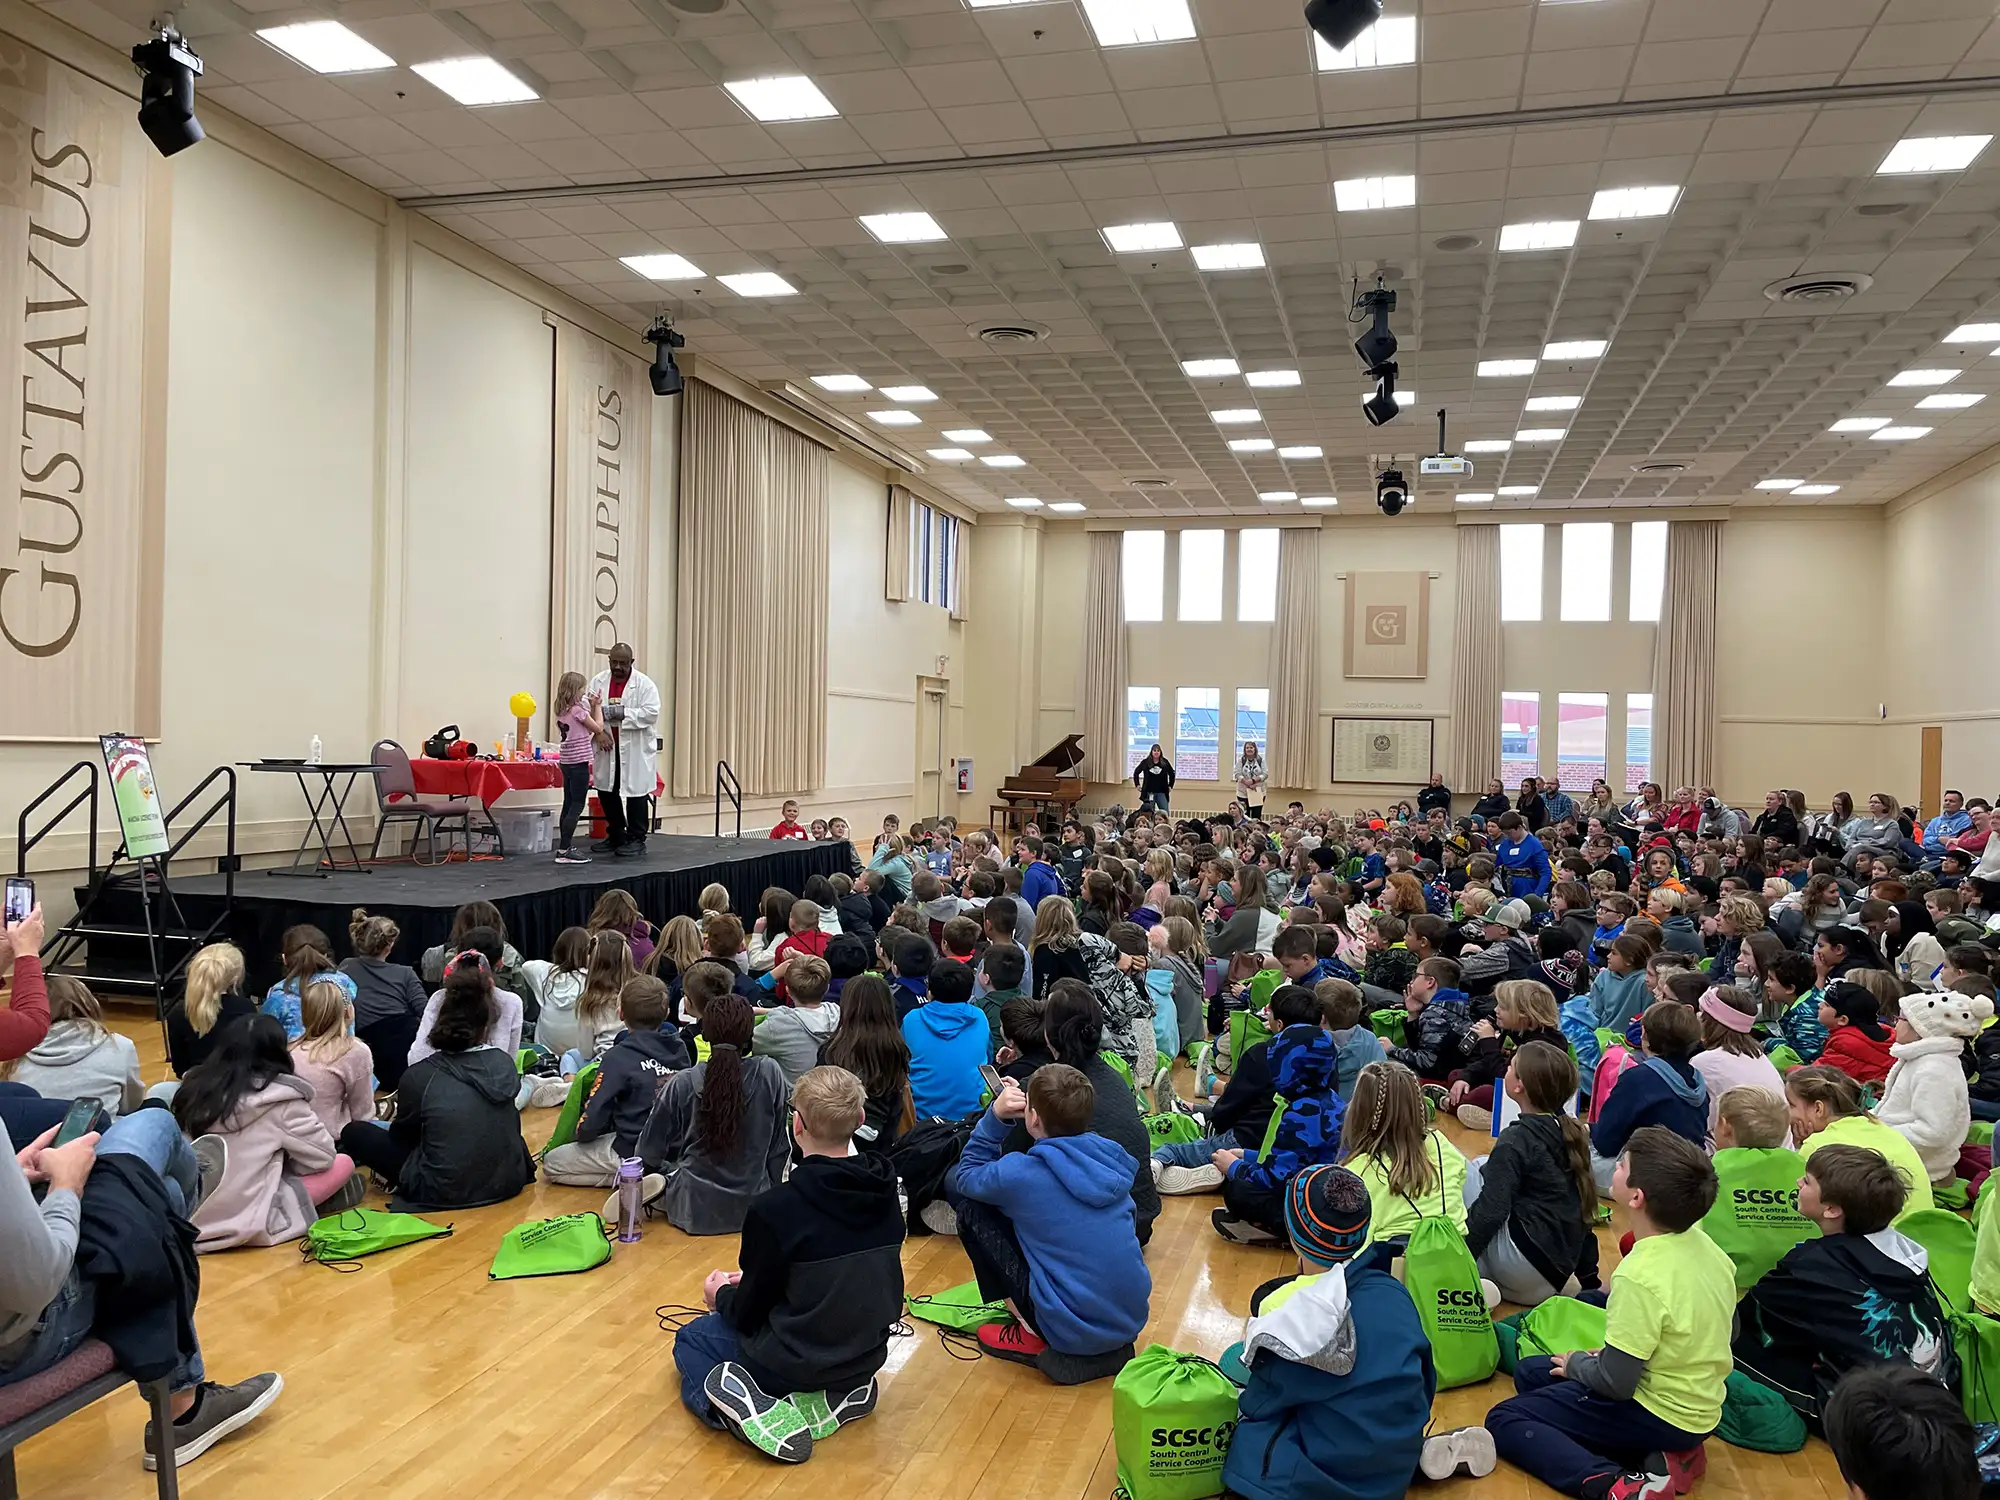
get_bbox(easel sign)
[100,734,171,859]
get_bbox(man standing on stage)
[588,642,661,859]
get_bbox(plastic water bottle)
[616,1157,644,1242]
[308,735,322,765]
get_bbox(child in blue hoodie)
[1562,933,1654,1087]
[1589,1002,1708,1194]
[947,1063,1152,1376]
[1211,1014,1347,1245]
[902,961,989,1121]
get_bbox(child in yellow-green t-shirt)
[1485,1126,1735,1500]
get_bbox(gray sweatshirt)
[0,1121,81,1364]
[10,1021,143,1117]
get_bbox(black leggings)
[952,1197,1039,1332]
[557,761,590,851]
[338,1120,411,1187]
[356,1014,419,1092]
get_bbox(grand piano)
[989,734,1085,836]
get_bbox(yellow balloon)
[508,691,537,719]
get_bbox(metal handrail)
[16,761,97,882]
[161,766,238,904]
[715,760,742,838]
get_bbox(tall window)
[1238,529,1279,621]
[1556,692,1608,793]
[1501,691,1540,783]
[1176,687,1221,778]
[1629,521,1666,622]
[1500,524,1544,621]
[909,504,959,609]
[1178,529,1224,621]
[1559,523,1612,621]
[1625,693,1653,792]
[1126,686,1160,773]
[1235,689,1269,772]
[1123,530,1164,621]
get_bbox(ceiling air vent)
[971,321,1049,346]
[664,0,728,11]
[1856,202,1910,218]
[1630,461,1689,477]
[1763,273,1873,304]
[1432,234,1482,253]
[1128,477,1176,491]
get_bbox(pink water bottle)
[616,1157,644,1242]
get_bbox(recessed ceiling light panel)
[868,409,922,426]
[812,374,870,392]
[1191,243,1264,270]
[1334,174,1417,211]
[1210,409,1262,424]
[1103,221,1183,252]
[1793,484,1841,496]
[1498,485,1539,496]
[927,448,975,462]
[1245,370,1301,388]
[1888,369,1960,386]
[860,211,946,243]
[257,20,395,73]
[982,454,1027,467]
[1229,438,1275,452]
[719,272,798,297]
[1878,135,1992,175]
[880,385,937,402]
[1181,358,1239,377]
[1498,220,1579,251]
[1464,439,1512,452]
[1755,479,1803,491]
[1918,392,1985,409]
[1478,359,1537,377]
[1079,0,1197,47]
[1588,185,1680,220]
[1830,417,1891,432]
[1259,491,1296,502]
[412,56,537,105]
[1543,340,1608,360]
[1313,15,1416,70]
[1299,495,1338,507]
[1003,496,1044,508]
[620,253,704,281]
[724,75,839,121]
[1948,323,2000,342]
[943,429,991,443]
[1456,492,1495,504]
[1515,428,1567,442]
[1278,445,1323,459]
[1048,501,1087,512]
[1525,395,1581,411]
[1871,426,1931,440]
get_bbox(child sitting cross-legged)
[1211,985,1347,1247]
[1874,989,1992,1187]
[750,955,840,1086]
[1382,956,1473,1081]
[1464,1040,1601,1307]
[1153,983,1321,1198]
[1823,1364,1981,1500]
[540,976,689,1188]
[1732,1143,1952,1428]
[1697,1087,1812,1293]
[1340,1060,1469,1246]
[1443,978,1566,1133]
[1589,1002,1708,1195]
[902,958,989,1121]
[676,1065,905,1466]
[1485,1127,1735,1500]
[945,1063,1151,1383]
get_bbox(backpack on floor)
[1719,1370,1809,1453]
[541,1061,600,1154]
[1369,1008,1408,1048]
[888,1116,975,1229]
[300,1208,452,1269]
[1146,1111,1206,1147]
[1952,1308,2000,1425]
[1514,1295,1606,1359]
[905,1280,1009,1331]
[1400,1143,1499,1389]
[488,1212,613,1280]
[1111,1346,1241,1500]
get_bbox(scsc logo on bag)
[1148,1420,1237,1457]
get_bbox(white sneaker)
[526,1075,571,1109]
[1420,1426,1497,1481]
[919,1199,959,1236]
[1157,1163,1225,1196]
[1480,1278,1502,1311]
[1456,1104,1494,1134]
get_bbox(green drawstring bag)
[1245,968,1285,1012]
[1900,1209,1977,1315]
[301,1208,452,1268]
[1699,1148,1815,1293]
[1765,1043,1804,1074]
[1111,1346,1240,1500]
[1494,1316,1521,1373]
[905,1280,1009,1331]
[1515,1296,1607,1359]
[488,1212,613,1280]
[1951,1308,2000,1423]
[541,1062,599,1154]
[1970,1120,1995,1149]
[1937,1178,1974,1212]
[1146,1111,1206,1146]
[1228,1009,1273,1072]
[1717,1370,1808,1453]
[1369,1009,1407,1048]
[1402,1207,1498,1387]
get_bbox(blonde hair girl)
[650,914,703,980]
[1340,1060,1469,1244]
[697,883,731,929]
[553,669,587,721]
[184,942,245,1040]
[289,975,374,1135]
[576,930,637,1056]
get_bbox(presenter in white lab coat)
[587,642,661,858]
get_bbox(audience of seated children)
[1823,1363,1981,1500]
[6,976,142,1117]
[1590,1003,1708,1193]
[338,909,430,1090]
[946,1064,1151,1377]
[1785,1064,1933,1221]
[409,931,526,1066]
[420,901,530,1001]
[1732,1143,1950,1427]
[1698,1087,1813,1292]
[336,956,537,1213]
[1816,980,1898,1085]
[261,924,357,1043]
[174,1015,352,1251]
[288,978,375,1139]
[1688,986,1787,1135]
[1874,988,1991,1186]
[521,926,591,1059]
[588,888,655,971]
[541,976,690,1187]
[1759,952,1825,1063]
[1317,978,1383,1101]
[902,957,989,1121]
[1223,1164,1472,1500]
[751,955,841,1084]
[636,993,793,1235]
[819,973,914,1153]
[1210,985,1346,1246]
[1442,978,1566,1131]
[1464,1040,1601,1306]
[165,942,260,1084]
[1152,979,1319,1197]
[1485,1127,1734,1500]
[1339,1060,1470,1245]
[675,1065,905,1465]
[1383,957,1472,1080]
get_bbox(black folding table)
[242,761,383,878]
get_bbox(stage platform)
[100,835,853,990]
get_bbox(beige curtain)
[1651,519,1721,792]
[1074,531,1127,784]
[885,484,912,602]
[1446,525,1502,792]
[672,379,830,798]
[1266,527,1320,790]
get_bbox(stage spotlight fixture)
[644,317,686,397]
[1362,365,1399,426]
[1305,0,1384,52]
[132,21,204,157]
[1376,466,1409,517]
[1354,284,1398,371]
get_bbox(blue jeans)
[1486,1357,1704,1496]
[97,1107,202,1221]
[0,1079,75,1147]
[1151,1132,1232,1168]
[674,1312,742,1429]
[1141,792,1170,815]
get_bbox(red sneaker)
[1665,1445,1707,1494]
[1603,1467,1674,1500]
[977,1321,1049,1366]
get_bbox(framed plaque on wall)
[1332,718,1436,785]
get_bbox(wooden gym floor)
[12,1016,1850,1500]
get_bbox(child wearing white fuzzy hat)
[1876,990,1995,1185]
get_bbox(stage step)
[43,964,165,998]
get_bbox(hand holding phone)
[4,877,32,928]
[978,1064,1005,1097]
[53,1096,96,1146]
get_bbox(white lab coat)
[587,667,661,800]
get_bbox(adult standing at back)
[1133,744,1175,816]
[1234,742,1269,819]
[589,642,662,859]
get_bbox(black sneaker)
[554,849,591,865]
[1211,1208,1281,1245]
[615,841,643,858]
[590,837,622,854]
[703,1363,813,1464]
[142,1373,283,1470]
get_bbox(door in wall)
[917,677,949,823]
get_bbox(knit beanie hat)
[1900,989,1996,1041]
[1285,1165,1371,1267]
[1539,951,1583,996]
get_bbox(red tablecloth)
[407,758,563,803]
